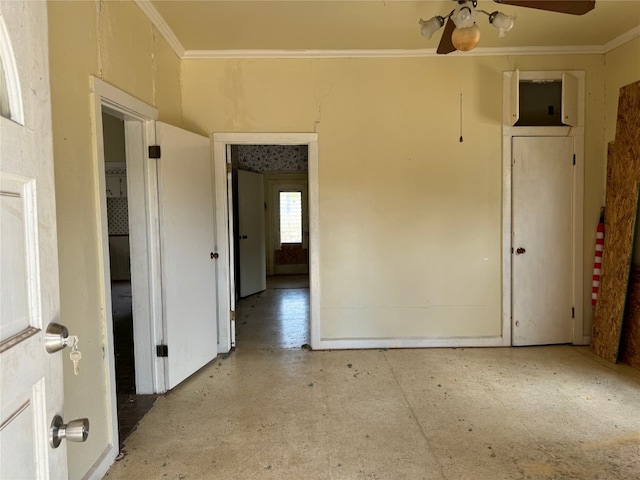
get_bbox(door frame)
[89,77,165,476]
[502,71,586,346]
[213,133,320,352]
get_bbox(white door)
[225,147,236,347]
[512,136,574,346]
[237,169,266,297]
[0,1,68,478]
[156,122,218,390]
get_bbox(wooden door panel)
[0,1,68,476]
[238,169,266,297]
[156,122,218,390]
[512,136,574,346]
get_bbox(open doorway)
[101,111,156,444]
[230,145,310,348]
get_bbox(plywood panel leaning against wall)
[591,80,640,362]
[620,267,640,369]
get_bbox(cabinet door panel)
[106,175,120,198]
[562,73,579,127]
[509,69,520,126]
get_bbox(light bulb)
[452,5,478,29]
[451,24,481,52]
[489,11,515,38]
[419,16,445,40]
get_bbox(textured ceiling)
[149,0,640,52]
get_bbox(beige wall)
[604,37,640,144]
[47,1,182,477]
[182,54,606,341]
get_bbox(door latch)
[516,247,526,255]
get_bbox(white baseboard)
[82,443,118,480]
[312,335,508,350]
[579,336,592,346]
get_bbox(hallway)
[104,278,640,479]
[234,274,310,349]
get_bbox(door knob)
[45,322,70,353]
[50,415,89,448]
[516,247,526,255]
[45,322,80,354]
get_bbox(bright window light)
[280,191,302,243]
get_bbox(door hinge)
[572,307,575,318]
[149,145,161,159]
[572,154,576,165]
[230,311,236,321]
[156,344,168,357]
[226,163,232,174]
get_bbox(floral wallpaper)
[107,197,129,235]
[234,145,308,172]
[105,167,128,235]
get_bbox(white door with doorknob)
[512,136,574,346]
[0,1,75,477]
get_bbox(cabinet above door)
[505,70,582,127]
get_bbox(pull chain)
[459,92,464,143]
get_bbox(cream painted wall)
[604,38,640,144]
[47,1,182,477]
[181,54,606,342]
[44,0,633,473]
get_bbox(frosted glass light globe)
[452,24,481,51]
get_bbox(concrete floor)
[105,277,640,479]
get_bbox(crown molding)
[603,25,640,53]
[183,45,608,59]
[135,0,185,58]
[133,2,638,61]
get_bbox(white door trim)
[502,71,585,346]
[88,77,160,479]
[212,133,320,351]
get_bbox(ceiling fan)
[420,0,596,54]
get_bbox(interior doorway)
[212,133,319,352]
[101,111,156,444]
[230,145,311,348]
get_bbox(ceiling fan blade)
[494,0,595,15]
[437,17,457,55]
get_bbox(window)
[279,191,302,243]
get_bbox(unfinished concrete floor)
[105,277,640,479]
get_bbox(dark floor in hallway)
[111,280,157,446]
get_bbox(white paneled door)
[156,122,218,390]
[512,136,574,346]
[0,1,68,478]
[238,169,267,298]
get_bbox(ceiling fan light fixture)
[419,16,445,39]
[451,24,481,51]
[421,0,593,55]
[489,11,515,38]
